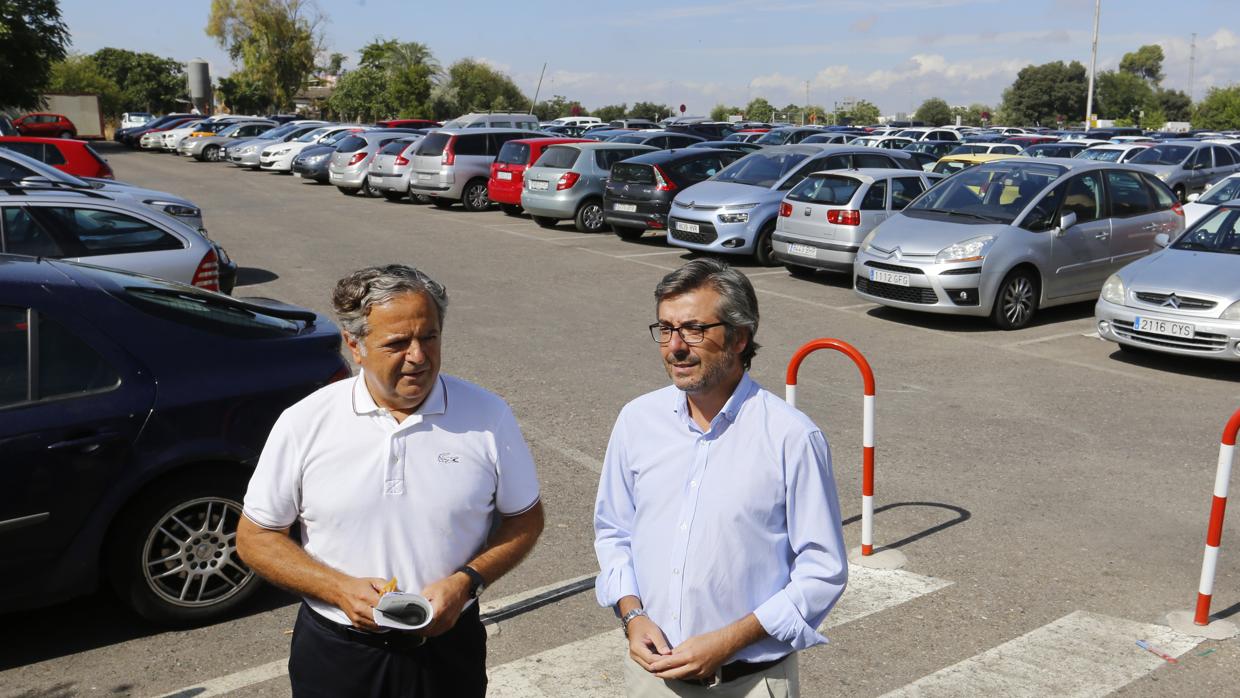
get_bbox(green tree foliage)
[709,104,740,121]
[216,73,269,114]
[1193,86,1240,131]
[914,97,953,126]
[1119,44,1165,85]
[325,65,392,122]
[847,100,882,125]
[592,104,627,122]
[319,52,346,76]
[1155,89,1191,122]
[0,0,71,110]
[628,101,675,121]
[206,0,324,112]
[950,103,991,127]
[91,48,187,114]
[533,95,587,121]
[47,55,123,118]
[1095,70,1152,121]
[429,58,526,119]
[999,60,1087,125]
[330,38,441,120]
[744,98,775,122]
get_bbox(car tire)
[532,216,559,228]
[203,145,219,162]
[106,469,261,626]
[990,268,1039,330]
[360,177,381,198]
[58,131,72,139]
[614,226,645,241]
[338,186,359,196]
[1173,184,1186,203]
[785,264,816,278]
[432,198,455,209]
[460,179,491,212]
[500,204,523,217]
[753,222,778,266]
[575,199,608,233]
[412,194,433,205]
[382,191,406,202]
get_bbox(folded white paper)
[373,591,434,631]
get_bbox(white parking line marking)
[525,427,603,474]
[543,234,615,242]
[836,302,880,310]
[487,565,951,698]
[1003,329,1095,348]
[743,269,792,278]
[879,611,1200,698]
[615,250,685,258]
[155,658,287,698]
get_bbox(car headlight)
[860,229,880,253]
[272,147,291,156]
[718,212,750,224]
[242,146,256,154]
[1221,300,1240,321]
[1100,274,1126,305]
[146,199,201,218]
[935,235,995,264]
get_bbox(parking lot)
[4,143,1239,697]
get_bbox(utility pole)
[528,62,547,115]
[803,80,809,126]
[1084,0,1100,130]
[1188,32,1197,103]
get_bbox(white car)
[120,112,153,130]
[1073,143,1151,164]
[1183,173,1240,227]
[260,124,364,172]
[896,127,962,141]
[158,119,209,152]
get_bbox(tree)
[1155,89,1191,122]
[91,48,187,114]
[628,102,674,121]
[0,0,71,110]
[999,60,1087,126]
[1095,70,1152,121]
[914,97,953,126]
[47,55,124,118]
[206,0,325,112]
[744,97,775,122]
[1119,44,1165,85]
[1193,86,1240,131]
[429,58,526,119]
[319,51,346,76]
[217,73,270,115]
[325,65,394,121]
[950,103,991,127]
[710,104,740,121]
[533,95,587,121]
[592,103,627,122]
[847,100,882,125]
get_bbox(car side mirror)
[1186,192,1200,202]
[1055,211,1077,236]
[1154,233,1170,248]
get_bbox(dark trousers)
[289,603,487,698]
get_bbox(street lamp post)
[1084,0,1101,129]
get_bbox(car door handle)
[1142,223,1158,231]
[1094,231,1110,240]
[48,431,122,453]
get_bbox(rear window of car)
[787,174,862,205]
[497,141,531,165]
[536,146,580,169]
[334,135,366,153]
[416,133,451,157]
[595,149,648,170]
[610,162,654,185]
[379,139,411,155]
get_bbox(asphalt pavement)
[3,143,1238,697]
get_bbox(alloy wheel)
[141,496,253,608]
[1000,276,1035,327]
[582,204,604,231]
[465,184,489,210]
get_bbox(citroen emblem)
[1162,293,1180,309]
[893,246,903,261]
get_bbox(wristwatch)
[620,607,647,638]
[456,565,487,598]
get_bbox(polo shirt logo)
[384,480,405,495]
[437,453,461,464]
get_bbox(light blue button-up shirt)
[594,373,848,663]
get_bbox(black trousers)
[288,603,487,698]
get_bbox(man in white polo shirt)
[237,265,544,697]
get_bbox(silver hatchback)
[368,135,425,201]
[328,131,411,197]
[521,142,656,232]
[854,158,1184,329]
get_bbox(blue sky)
[62,0,1239,116]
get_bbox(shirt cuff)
[595,564,641,609]
[753,589,829,651]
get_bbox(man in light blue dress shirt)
[594,259,848,697]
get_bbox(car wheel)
[990,268,1039,330]
[338,186,359,196]
[532,216,559,228]
[500,204,523,217]
[753,223,778,266]
[106,470,261,625]
[575,199,608,233]
[203,145,220,162]
[58,131,72,139]
[382,191,406,202]
[431,198,455,209]
[412,194,433,205]
[461,180,492,212]
[1173,184,1186,203]
[785,264,816,278]
[614,226,645,241]
[360,177,382,198]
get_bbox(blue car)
[0,256,348,624]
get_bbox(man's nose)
[405,341,426,364]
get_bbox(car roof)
[808,168,923,181]
[941,153,1019,162]
[0,253,78,286]
[430,127,541,135]
[0,136,87,146]
[551,141,658,151]
[612,148,734,165]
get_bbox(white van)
[440,113,541,131]
[550,116,602,128]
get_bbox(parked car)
[667,144,921,265]
[328,130,416,196]
[120,112,154,130]
[365,136,424,202]
[520,142,657,232]
[260,124,364,172]
[608,119,658,129]
[608,131,706,149]
[666,121,737,140]
[0,137,114,179]
[853,159,1183,329]
[180,121,277,161]
[0,186,237,293]
[133,118,198,151]
[583,128,637,142]
[0,116,15,137]
[1128,140,1240,202]
[755,127,826,146]
[227,121,328,168]
[903,140,959,159]
[408,128,536,210]
[852,136,915,150]
[1022,142,1091,159]
[949,143,1023,156]
[932,153,1019,176]
[1004,135,1059,149]
[800,132,858,145]
[290,131,362,184]
[603,148,746,240]
[1074,143,1151,164]
[487,137,591,215]
[14,113,77,139]
[904,151,941,172]
[688,141,764,154]
[896,127,962,142]
[141,119,204,150]
[1095,204,1240,359]
[724,130,769,143]
[440,113,541,130]
[773,169,944,275]
[375,119,441,129]
[0,255,348,624]
[115,113,194,146]
[1182,173,1240,226]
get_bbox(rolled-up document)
[373,592,434,631]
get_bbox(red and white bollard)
[785,338,904,570]
[1167,407,1240,639]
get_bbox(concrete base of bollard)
[1165,610,1239,640]
[849,546,907,570]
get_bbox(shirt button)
[672,614,678,620]
[673,568,680,575]
[680,523,687,531]
[690,481,698,488]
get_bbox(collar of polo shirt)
[351,369,447,417]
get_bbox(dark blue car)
[0,256,348,624]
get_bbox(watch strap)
[456,565,486,598]
[620,607,647,638]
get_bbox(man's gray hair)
[654,259,761,369]
[331,265,448,339]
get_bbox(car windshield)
[713,151,808,188]
[297,127,332,143]
[787,174,862,205]
[1077,148,1123,162]
[217,123,249,137]
[1199,177,1240,205]
[907,163,1066,223]
[1130,144,1193,165]
[611,134,647,144]
[755,130,792,145]
[260,123,302,140]
[1172,207,1240,254]
[320,129,355,146]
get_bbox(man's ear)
[343,331,365,364]
[731,327,750,356]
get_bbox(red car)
[375,119,442,129]
[488,137,591,215]
[1003,135,1059,148]
[0,136,113,178]
[13,112,77,139]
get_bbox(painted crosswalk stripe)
[879,610,1201,698]
[487,565,952,697]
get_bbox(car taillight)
[557,171,580,190]
[395,154,409,166]
[348,152,366,166]
[827,209,861,225]
[442,136,457,165]
[191,248,220,292]
[653,165,676,192]
[779,202,792,217]
[1171,202,1184,216]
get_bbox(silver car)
[367,135,426,201]
[1074,143,1151,164]
[1096,204,1240,359]
[180,121,276,161]
[1129,140,1240,202]
[853,158,1184,329]
[521,142,656,232]
[328,131,412,197]
[772,169,943,275]
[227,121,327,168]
[409,128,540,211]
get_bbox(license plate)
[870,269,910,286]
[787,243,817,258]
[675,220,700,233]
[418,172,431,181]
[497,171,512,180]
[1133,316,1195,339]
[614,203,637,213]
[529,180,549,191]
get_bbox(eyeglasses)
[649,322,727,344]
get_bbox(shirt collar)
[351,370,447,417]
[672,372,756,430]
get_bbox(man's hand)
[333,576,386,631]
[627,615,672,671]
[648,627,737,681]
[417,572,472,637]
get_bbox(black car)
[666,121,737,140]
[609,130,706,149]
[1023,142,1090,158]
[0,256,348,624]
[755,127,827,146]
[603,148,745,240]
[688,141,764,154]
[114,113,195,146]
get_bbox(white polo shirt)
[243,371,540,625]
